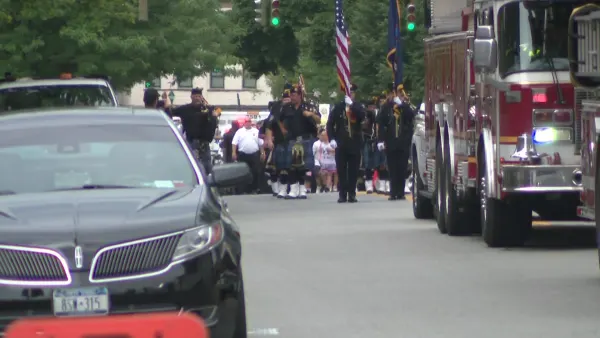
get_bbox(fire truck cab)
[572,5,600,226]
[412,0,596,247]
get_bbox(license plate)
[53,287,109,316]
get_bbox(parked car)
[0,107,251,338]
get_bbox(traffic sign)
[168,90,175,103]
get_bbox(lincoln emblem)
[74,245,83,269]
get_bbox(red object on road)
[5,312,208,338]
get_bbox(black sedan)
[0,107,251,337]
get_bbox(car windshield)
[0,84,116,112]
[497,1,589,77]
[0,123,199,194]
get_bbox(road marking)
[248,328,280,335]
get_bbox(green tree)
[0,0,235,90]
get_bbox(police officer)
[172,88,220,174]
[376,84,415,200]
[375,86,394,194]
[360,96,378,194]
[265,84,293,198]
[279,84,321,199]
[327,83,366,203]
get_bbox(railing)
[569,4,600,88]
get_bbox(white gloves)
[330,140,338,148]
[377,142,385,151]
[393,97,403,105]
[344,96,353,105]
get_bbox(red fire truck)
[411,0,597,247]
[573,5,600,232]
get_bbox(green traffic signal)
[271,17,279,26]
[145,81,152,88]
[407,22,415,31]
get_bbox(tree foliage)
[229,0,301,78]
[0,0,235,90]
[265,0,427,104]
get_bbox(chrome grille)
[574,89,600,154]
[90,233,182,282]
[0,246,69,285]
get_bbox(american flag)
[335,0,351,97]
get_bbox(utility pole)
[139,0,148,21]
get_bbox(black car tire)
[233,271,248,338]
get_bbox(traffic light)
[271,0,280,26]
[254,0,262,24]
[145,81,152,88]
[406,3,416,31]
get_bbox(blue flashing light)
[532,128,556,144]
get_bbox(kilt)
[274,143,291,170]
[288,139,315,171]
[374,147,387,169]
[361,139,376,170]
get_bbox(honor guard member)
[376,84,415,200]
[280,84,321,199]
[375,86,394,194]
[327,83,366,203]
[265,84,293,197]
[360,96,378,193]
[172,88,220,174]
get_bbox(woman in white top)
[313,130,337,193]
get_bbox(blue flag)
[387,0,402,89]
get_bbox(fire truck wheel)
[434,141,447,233]
[412,151,433,219]
[444,147,470,236]
[481,197,531,247]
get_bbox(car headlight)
[172,223,223,262]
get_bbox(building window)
[178,77,193,88]
[210,70,224,89]
[242,70,257,89]
[150,78,161,88]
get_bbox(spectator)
[312,129,337,193]
[221,121,240,163]
[232,117,265,194]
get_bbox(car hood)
[0,187,219,269]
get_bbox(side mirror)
[474,26,497,72]
[207,163,252,188]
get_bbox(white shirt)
[232,127,263,154]
[312,140,335,166]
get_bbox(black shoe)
[397,195,406,200]
[348,195,358,203]
[338,194,347,203]
[388,196,397,201]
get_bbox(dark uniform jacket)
[280,102,321,140]
[265,100,287,145]
[327,101,366,152]
[172,104,218,143]
[377,100,415,151]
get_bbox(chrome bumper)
[501,165,582,193]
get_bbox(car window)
[0,124,199,194]
[0,84,116,112]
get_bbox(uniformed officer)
[360,96,378,194]
[172,88,220,174]
[327,83,366,203]
[376,84,415,200]
[265,84,293,198]
[375,86,394,194]
[279,84,321,199]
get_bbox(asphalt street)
[226,192,600,338]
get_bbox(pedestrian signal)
[271,0,280,26]
[406,3,416,31]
